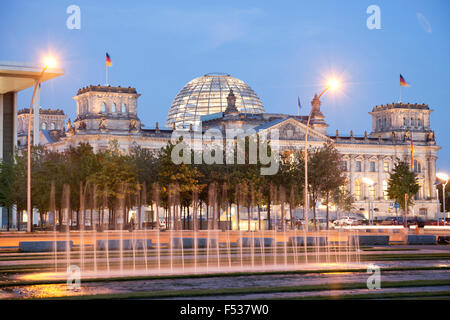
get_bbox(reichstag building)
[44,73,440,219]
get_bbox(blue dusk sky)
[1,0,449,171]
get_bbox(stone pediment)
[256,117,330,142]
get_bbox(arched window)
[50,122,55,130]
[101,102,106,113]
[112,103,116,112]
[413,160,422,173]
[383,180,389,200]
[403,117,407,126]
[417,118,422,127]
[41,122,47,130]
[121,103,127,113]
[410,117,414,126]
[355,180,361,201]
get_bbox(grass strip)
[34,279,450,300]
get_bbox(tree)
[387,160,419,227]
[0,158,15,231]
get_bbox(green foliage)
[387,160,419,210]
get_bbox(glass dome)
[167,73,264,129]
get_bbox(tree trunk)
[17,210,21,231]
[267,193,271,230]
[6,207,10,231]
[258,204,261,231]
[326,192,329,230]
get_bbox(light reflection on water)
[2,283,115,299]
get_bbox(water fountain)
[32,182,364,281]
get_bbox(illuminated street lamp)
[436,172,449,226]
[26,56,57,232]
[304,78,340,230]
[362,177,377,225]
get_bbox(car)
[429,218,450,226]
[381,216,404,225]
[407,217,426,227]
[333,216,359,226]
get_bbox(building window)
[112,103,117,112]
[417,118,422,127]
[419,208,427,216]
[370,161,376,172]
[383,180,389,200]
[383,161,389,172]
[410,117,414,126]
[50,122,55,130]
[355,180,361,201]
[383,117,387,128]
[342,161,347,171]
[403,117,407,126]
[121,103,127,113]
[356,161,362,172]
[413,160,421,173]
[101,102,106,113]
[41,122,47,130]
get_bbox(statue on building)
[224,89,239,114]
[99,117,107,130]
[129,119,137,131]
[67,119,75,134]
[78,121,86,130]
[392,131,396,140]
[405,130,410,140]
[428,131,434,141]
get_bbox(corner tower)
[369,103,434,142]
[73,85,141,134]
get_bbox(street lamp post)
[362,177,376,225]
[436,172,449,226]
[26,57,56,232]
[304,79,339,230]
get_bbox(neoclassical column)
[377,155,383,200]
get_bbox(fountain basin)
[19,241,73,252]
[238,237,276,247]
[288,236,328,246]
[407,235,436,245]
[349,235,389,246]
[96,239,152,250]
[171,237,218,249]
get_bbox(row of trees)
[0,138,419,231]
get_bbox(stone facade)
[46,84,441,220]
[17,108,66,147]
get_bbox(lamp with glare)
[362,177,375,185]
[328,79,340,90]
[437,172,449,183]
[43,56,57,69]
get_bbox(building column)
[377,156,383,200]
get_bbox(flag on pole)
[297,96,302,115]
[106,53,112,67]
[400,74,409,87]
[411,138,415,170]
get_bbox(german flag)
[400,74,409,87]
[106,53,112,67]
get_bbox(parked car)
[333,216,359,226]
[381,216,404,225]
[429,218,450,226]
[407,217,426,227]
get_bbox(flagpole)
[106,63,108,86]
[399,85,401,103]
